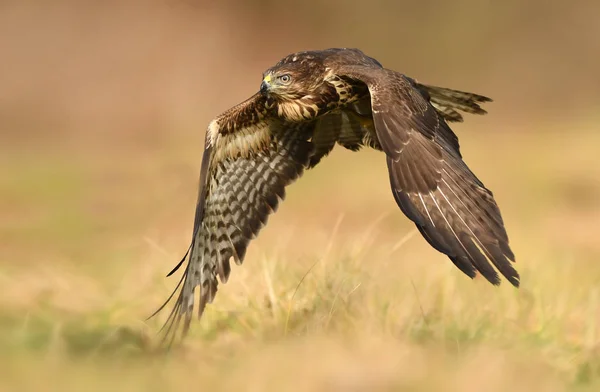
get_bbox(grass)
[1,121,600,391]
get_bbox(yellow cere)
[263,74,272,83]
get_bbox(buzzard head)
[259,52,333,121]
[260,54,326,101]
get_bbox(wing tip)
[474,264,520,288]
[505,270,521,288]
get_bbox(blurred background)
[1,1,600,391]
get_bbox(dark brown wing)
[334,65,519,287]
[150,93,314,346]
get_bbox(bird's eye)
[279,74,291,83]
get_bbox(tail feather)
[417,84,493,122]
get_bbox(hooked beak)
[260,74,271,95]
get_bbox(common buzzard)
[151,48,519,344]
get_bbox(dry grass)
[1,118,600,391]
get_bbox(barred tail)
[417,84,493,123]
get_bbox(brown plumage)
[150,48,518,345]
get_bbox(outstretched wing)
[334,65,519,287]
[150,93,314,345]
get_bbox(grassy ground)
[1,120,599,391]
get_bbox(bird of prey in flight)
[151,48,519,344]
